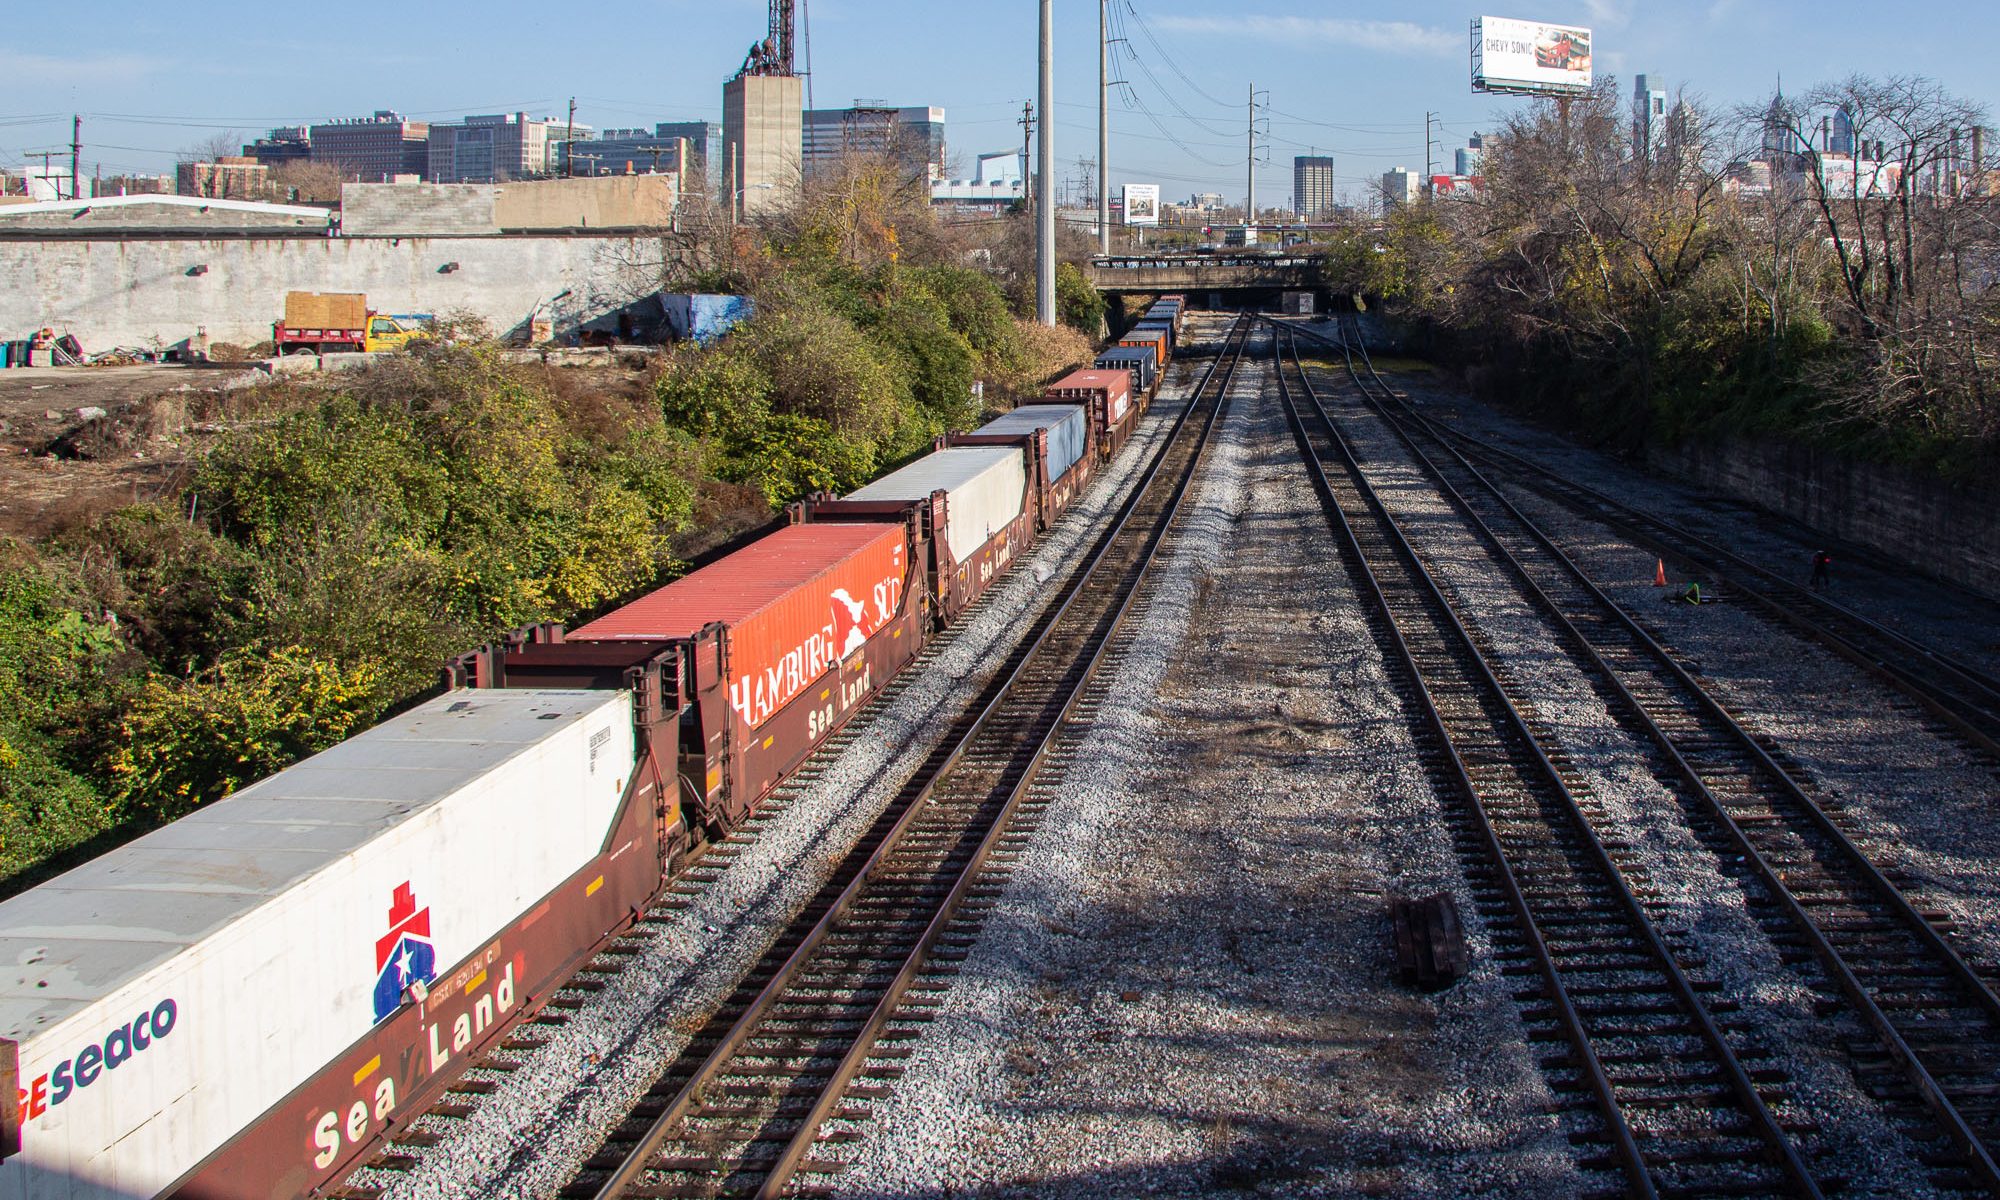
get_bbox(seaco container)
[843,447,1026,568]
[570,522,909,736]
[0,689,641,1199]
[972,405,1089,486]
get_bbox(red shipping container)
[1046,368,1133,426]
[570,523,909,732]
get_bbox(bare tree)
[178,131,245,164]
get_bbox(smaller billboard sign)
[1123,183,1160,227]
[1472,16,1592,96]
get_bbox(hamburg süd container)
[0,689,649,1199]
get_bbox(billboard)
[1123,183,1160,226]
[1471,16,1592,96]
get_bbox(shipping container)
[1045,368,1137,461]
[1132,319,1176,353]
[1,689,654,1200]
[1117,329,1169,368]
[950,405,1092,531]
[1094,346,1158,394]
[559,521,923,828]
[811,447,1031,627]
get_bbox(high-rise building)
[1829,105,1856,156]
[803,105,946,181]
[1381,167,1421,207]
[723,74,803,217]
[1455,132,1486,177]
[1633,75,1668,160]
[428,113,582,184]
[310,111,430,182]
[1293,155,1335,219]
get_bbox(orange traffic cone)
[1654,558,1668,587]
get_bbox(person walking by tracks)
[1810,550,1833,592]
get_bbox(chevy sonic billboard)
[1472,16,1593,96]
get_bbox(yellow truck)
[274,292,434,354]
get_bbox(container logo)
[830,589,868,657]
[372,883,438,1023]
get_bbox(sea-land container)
[811,447,1030,626]
[1045,368,1137,461]
[0,689,651,1199]
[562,521,922,821]
[951,405,1092,531]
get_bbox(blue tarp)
[661,293,754,346]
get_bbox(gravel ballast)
[1310,349,1964,1197]
[356,344,1206,1200]
[832,333,1577,1199]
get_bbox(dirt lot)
[0,364,228,539]
[0,352,674,543]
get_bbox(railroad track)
[559,316,1254,1200]
[1286,316,2000,1194]
[1292,318,2000,763]
[1272,333,1823,1198]
[331,337,1211,1200]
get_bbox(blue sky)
[3,1,1996,208]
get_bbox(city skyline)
[4,0,1997,208]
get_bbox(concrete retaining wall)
[0,234,670,349]
[1647,437,2000,600]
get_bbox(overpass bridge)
[1085,252,1325,299]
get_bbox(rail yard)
[4,310,1999,1199]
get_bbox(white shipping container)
[0,689,636,1199]
[844,447,1027,565]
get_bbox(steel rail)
[580,316,1254,1200]
[1272,334,1822,1199]
[1295,315,2000,1194]
[1288,319,2000,761]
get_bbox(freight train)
[0,301,1191,1200]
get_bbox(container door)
[0,1037,17,1159]
[684,626,733,830]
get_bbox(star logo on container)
[372,882,437,1023]
[830,588,868,658]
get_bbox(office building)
[243,127,312,170]
[1381,167,1421,207]
[1633,75,1667,160]
[1293,155,1335,219]
[655,121,724,191]
[1455,133,1486,177]
[562,130,692,180]
[176,158,271,200]
[723,74,803,217]
[1828,105,1856,156]
[803,105,946,181]
[428,113,583,183]
[309,112,431,181]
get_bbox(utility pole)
[1020,101,1035,212]
[1246,84,1256,233]
[70,114,82,202]
[565,98,577,178]
[1098,0,1110,255]
[1036,0,1056,327]
[1424,111,1440,195]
